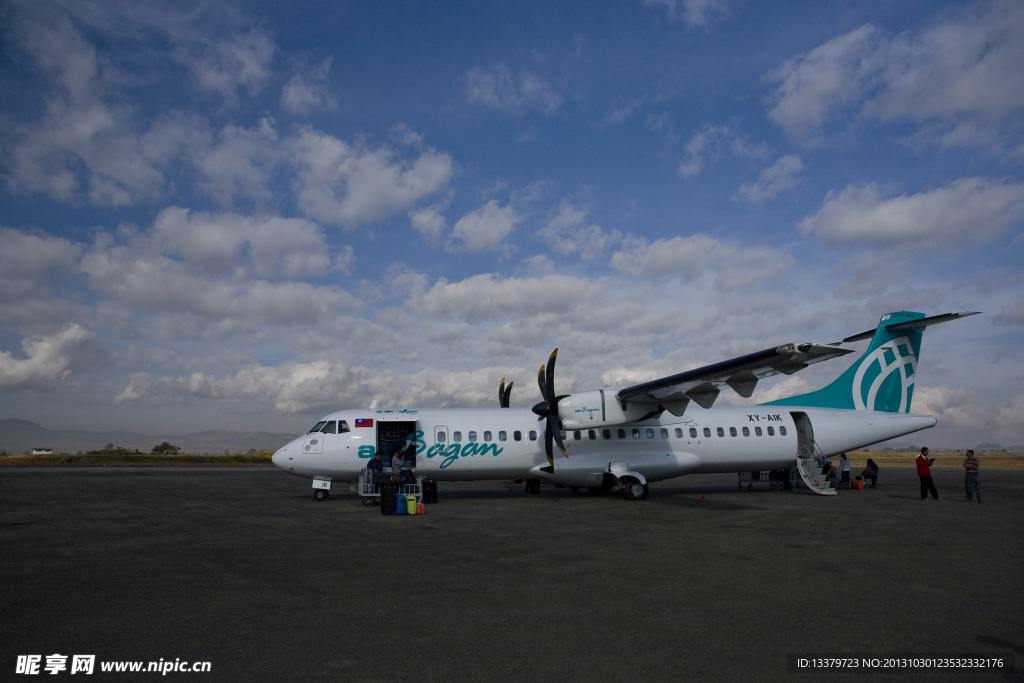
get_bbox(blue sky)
[1,0,1022,446]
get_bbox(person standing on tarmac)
[916,447,941,500]
[839,453,851,489]
[963,450,981,503]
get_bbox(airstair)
[795,440,836,496]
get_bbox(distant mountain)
[0,419,298,455]
[976,442,1005,452]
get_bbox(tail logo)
[852,336,916,412]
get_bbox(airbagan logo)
[852,335,916,412]
[355,431,502,469]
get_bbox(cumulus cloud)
[537,201,622,261]
[194,118,281,208]
[798,177,1024,245]
[465,64,562,115]
[7,15,174,206]
[449,200,522,253]
[410,273,596,320]
[677,124,771,177]
[175,27,275,105]
[292,127,453,226]
[913,385,988,430]
[281,57,337,114]
[0,228,85,327]
[610,234,793,290]
[734,155,803,204]
[994,300,1024,326]
[643,0,730,27]
[765,2,1024,147]
[0,325,94,389]
[409,204,448,245]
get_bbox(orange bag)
[851,480,864,490]
[417,503,425,515]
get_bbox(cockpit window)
[308,421,327,433]
[339,421,350,433]
[321,421,337,434]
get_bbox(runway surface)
[3,467,1022,682]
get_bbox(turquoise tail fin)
[765,311,936,413]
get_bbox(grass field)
[0,450,275,467]
[846,450,1024,468]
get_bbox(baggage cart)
[358,468,424,506]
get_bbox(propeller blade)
[537,363,548,403]
[503,381,513,407]
[550,416,568,457]
[499,378,507,408]
[544,425,554,467]
[545,348,558,403]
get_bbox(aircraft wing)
[616,343,854,412]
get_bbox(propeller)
[531,348,569,467]
[498,378,513,408]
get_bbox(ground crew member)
[963,450,981,503]
[916,447,941,500]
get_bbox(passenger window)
[730,427,737,437]
[468,431,477,442]
[529,430,537,441]
[755,427,762,436]
[742,427,750,436]
[588,430,597,440]
[437,431,447,443]
[308,421,327,433]
[499,431,507,441]
[514,431,522,441]
[703,427,711,438]
[779,426,787,436]
[661,428,669,439]
[645,428,654,439]
[484,431,492,442]
[321,421,337,434]
[767,426,774,436]
[453,431,462,443]
[603,429,611,440]
[573,430,581,440]
[690,428,698,438]
[617,429,626,439]
[675,428,683,438]
[338,421,350,433]
[716,427,725,437]
[632,428,640,439]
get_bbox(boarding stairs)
[795,440,837,496]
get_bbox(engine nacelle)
[557,390,653,429]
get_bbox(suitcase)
[423,480,438,504]
[851,479,864,490]
[405,494,417,514]
[380,487,396,515]
[417,503,425,515]
[395,489,407,515]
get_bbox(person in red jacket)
[916,447,941,500]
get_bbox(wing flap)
[616,343,854,409]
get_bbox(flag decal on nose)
[355,418,373,427]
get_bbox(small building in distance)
[31,448,53,455]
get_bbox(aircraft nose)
[272,449,286,469]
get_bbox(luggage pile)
[380,486,425,515]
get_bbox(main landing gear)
[525,478,541,494]
[313,489,329,501]
[621,477,649,501]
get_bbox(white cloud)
[677,124,771,177]
[734,154,803,204]
[281,57,337,114]
[995,300,1024,326]
[537,200,621,260]
[610,234,793,290]
[449,200,521,253]
[798,177,1024,245]
[410,273,595,320]
[0,228,86,327]
[194,118,281,208]
[291,127,453,227]
[765,2,1024,148]
[913,385,988,430]
[409,204,448,245]
[0,325,94,388]
[465,64,562,115]
[176,28,275,105]
[643,0,730,27]
[7,15,173,206]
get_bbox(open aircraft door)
[375,414,418,466]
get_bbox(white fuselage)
[271,406,936,486]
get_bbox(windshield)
[308,421,327,433]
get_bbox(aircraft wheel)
[525,478,541,494]
[622,479,648,501]
[313,489,329,501]
[362,497,376,506]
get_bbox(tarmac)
[2,466,1022,682]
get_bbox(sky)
[0,0,1022,447]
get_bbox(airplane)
[271,310,978,500]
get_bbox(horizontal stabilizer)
[836,311,980,344]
